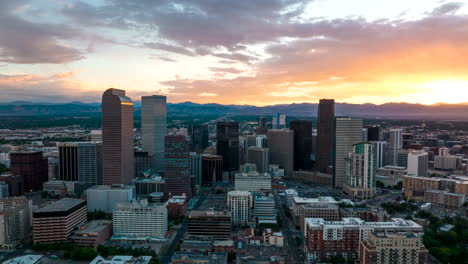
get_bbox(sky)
[1,0,468,106]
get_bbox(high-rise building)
[267,129,294,176]
[360,231,429,264]
[102,88,134,185]
[164,135,192,199]
[189,124,209,153]
[372,141,387,169]
[234,171,271,193]
[216,121,239,172]
[333,118,363,189]
[33,198,87,244]
[113,200,167,239]
[316,99,335,173]
[0,173,24,197]
[272,113,286,129]
[290,120,313,171]
[134,151,153,177]
[246,147,269,173]
[190,152,202,186]
[367,126,380,141]
[387,129,403,166]
[187,210,231,240]
[253,195,276,224]
[0,197,32,249]
[201,154,223,186]
[407,151,428,177]
[0,182,8,198]
[344,143,376,200]
[141,95,167,172]
[10,151,48,192]
[227,191,252,226]
[58,142,103,186]
[256,116,268,135]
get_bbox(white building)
[263,228,284,247]
[235,171,271,192]
[87,185,135,213]
[434,155,458,170]
[387,129,403,166]
[254,195,276,224]
[227,191,252,226]
[113,199,167,240]
[407,151,428,177]
[343,143,376,200]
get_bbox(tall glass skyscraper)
[164,135,192,199]
[141,95,167,172]
[290,120,313,171]
[316,99,335,173]
[102,88,134,185]
[216,121,240,172]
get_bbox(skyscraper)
[344,143,376,200]
[372,141,387,169]
[216,121,239,172]
[10,151,48,192]
[272,113,286,129]
[201,154,223,186]
[267,129,294,176]
[290,120,313,171]
[316,99,335,173]
[256,116,268,135]
[366,126,380,141]
[334,118,363,189]
[246,147,269,173]
[58,142,103,185]
[102,88,134,185]
[164,135,192,199]
[227,191,252,226]
[387,129,403,166]
[189,124,209,153]
[141,95,167,171]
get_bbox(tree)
[376,181,384,188]
[71,247,98,261]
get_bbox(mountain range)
[1,101,468,120]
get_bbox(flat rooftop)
[305,217,422,229]
[88,185,135,190]
[293,196,337,204]
[74,220,112,234]
[190,210,231,217]
[34,198,85,213]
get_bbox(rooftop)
[34,198,85,213]
[2,255,43,264]
[190,210,231,217]
[293,196,337,204]
[305,217,422,229]
[74,220,112,234]
[90,255,152,264]
[88,185,135,190]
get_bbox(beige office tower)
[141,95,167,172]
[102,88,134,185]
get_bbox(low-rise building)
[188,210,231,240]
[171,252,227,264]
[340,207,387,222]
[90,256,152,264]
[71,220,112,248]
[167,195,187,218]
[299,203,340,232]
[87,185,135,213]
[262,228,284,247]
[375,166,406,187]
[423,190,465,208]
[234,172,271,193]
[291,196,338,226]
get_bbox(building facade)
[234,171,271,193]
[343,143,376,200]
[316,99,335,173]
[227,191,252,227]
[86,185,135,213]
[187,210,231,240]
[141,95,167,171]
[290,120,313,171]
[267,129,294,177]
[201,154,223,186]
[58,142,103,185]
[10,151,48,192]
[165,136,192,199]
[216,121,240,172]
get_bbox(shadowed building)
[10,151,48,192]
[58,142,103,186]
[102,88,134,185]
[190,124,209,153]
[316,99,335,173]
[201,154,223,186]
[165,136,192,199]
[216,121,239,172]
[290,120,313,171]
[267,129,294,177]
[141,95,167,171]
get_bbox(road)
[274,192,304,264]
[159,220,188,264]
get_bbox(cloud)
[199,92,217,97]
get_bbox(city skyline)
[1,1,468,105]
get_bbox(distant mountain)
[1,101,468,120]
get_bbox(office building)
[434,155,458,170]
[227,191,252,226]
[216,121,240,172]
[86,185,135,213]
[253,195,276,224]
[344,143,376,200]
[372,141,387,169]
[113,200,167,239]
[298,203,340,232]
[367,126,380,141]
[102,88,134,185]
[33,198,87,244]
[316,99,335,173]
[58,142,103,185]
[291,196,338,226]
[71,220,113,248]
[90,256,152,264]
[0,197,33,249]
[201,154,223,186]
[134,151,153,177]
[407,151,428,177]
[0,182,8,198]
[190,124,209,153]
[165,136,192,199]
[190,152,202,186]
[272,113,286,129]
[167,195,187,218]
[267,129,294,176]
[256,116,268,135]
[234,171,271,192]
[132,174,165,198]
[360,231,429,264]
[304,218,423,263]
[246,147,269,173]
[171,252,227,264]
[375,166,406,187]
[397,149,409,168]
[90,130,102,142]
[10,151,48,192]
[387,129,403,166]
[340,207,387,222]
[141,95,167,171]
[423,190,465,208]
[188,210,231,240]
[333,118,363,189]
[0,173,23,197]
[290,120,313,171]
[403,175,468,199]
